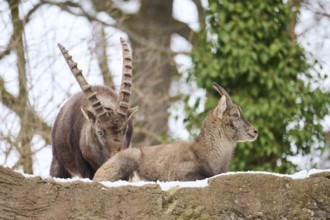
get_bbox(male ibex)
[93,83,257,182]
[50,38,138,179]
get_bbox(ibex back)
[93,83,257,182]
[50,38,138,179]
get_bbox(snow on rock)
[210,168,330,180]
[91,168,330,191]
[100,178,209,191]
[17,168,330,191]
[51,176,93,183]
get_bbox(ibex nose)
[248,128,258,140]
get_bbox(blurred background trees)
[0,0,329,175]
[190,0,329,172]
[90,0,196,146]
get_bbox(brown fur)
[50,39,137,179]
[93,83,257,182]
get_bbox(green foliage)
[189,0,329,173]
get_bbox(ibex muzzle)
[50,38,138,179]
[93,82,257,182]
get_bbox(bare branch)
[42,0,190,56]
[0,36,13,60]
[172,19,197,45]
[23,1,45,24]
[89,0,127,21]
[192,0,206,30]
[0,77,51,145]
[93,24,114,88]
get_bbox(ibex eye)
[232,113,239,118]
[97,130,105,136]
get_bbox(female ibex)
[50,38,138,179]
[93,83,257,182]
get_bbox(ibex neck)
[195,115,233,145]
[192,117,235,175]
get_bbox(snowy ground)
[18,168,330,191]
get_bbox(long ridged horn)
[58,43,109,121]
[213,82,232,103]
[117,37,133,117]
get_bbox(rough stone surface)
[0,165,329,219]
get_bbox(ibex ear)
[81,107,96,123]
[127,106,139,121]
[213,96,227,119]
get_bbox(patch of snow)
[157,179,208,191]
[51,177,93,183]
[20,172,39,179]
[99,178,209,191]
[100,180,155,188]
[17,169,330,191]
[211,169,330,180]
[289,169,330,179]
[17,169,93,183]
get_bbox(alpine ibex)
[50,38,138,179]
[93,83,257,182]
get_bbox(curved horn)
[212,82,232,103]
[57,43,109,121]
[117,37,133,117]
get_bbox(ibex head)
[58,38,138,155]
[212,82,257,142]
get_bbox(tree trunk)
[88,0,200,146]
[8,0,33,174]
[0,165,329,219]
[288,0,302,41]
[126,0,176,146]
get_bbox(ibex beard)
[93,82,257,182]
[50,38,138,179]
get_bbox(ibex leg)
[75,150,95,179]
[49,156,72,178]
